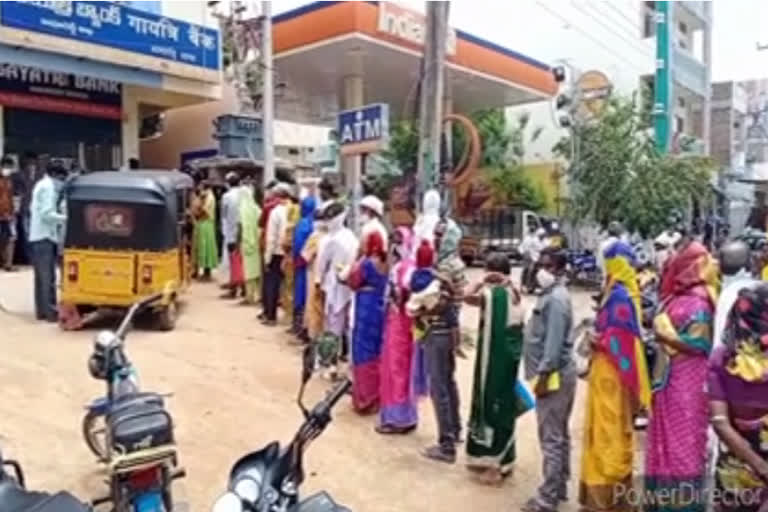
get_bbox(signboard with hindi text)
[0,1,220,71]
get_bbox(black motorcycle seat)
[111,391,164,411]
[0,483,86,512]
[108,400,173,453]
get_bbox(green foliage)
[379,121,419,174]
[479,111,545,211]
[553,93,716,236]
[487,167,547,211]
[380,109,546,211]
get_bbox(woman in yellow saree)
[579,241,651,512]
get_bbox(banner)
[0,64,122,119]
[0,1,220,71]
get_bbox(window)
[675,115,685,134]
[678,97,686,108]
[678,21,688,34]
[642,2,656,38]
[85,205,135,238]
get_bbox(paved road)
[0,268,601,511]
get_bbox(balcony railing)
[672,46,708,97]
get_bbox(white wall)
[472,0,655,162]
[161,1,218,28]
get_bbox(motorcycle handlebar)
[315,379,351,420]
[115,293,163,338]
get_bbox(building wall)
[140,84,330,169]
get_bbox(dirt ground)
[0,269,598,512]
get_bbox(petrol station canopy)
[271,1,558,125]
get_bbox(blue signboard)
[0,1,220,71]
[337,103,390,155]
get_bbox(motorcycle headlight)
[233,475,261,503]
[88,353,107,380]
[212,492,242,512]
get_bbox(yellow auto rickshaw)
[59,170,194,330]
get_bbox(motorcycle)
[565,249,601,288]
[81,294,185,512]
[211,346,352,512]
[0,448,89,512]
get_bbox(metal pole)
[261,1,275,186]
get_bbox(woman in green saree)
[464,252,526,485]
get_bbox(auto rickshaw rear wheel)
[155,300,178,331]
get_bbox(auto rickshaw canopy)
[64,170,194,251]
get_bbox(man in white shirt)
[261,183,290,325]
[29,161,67,322]
[359,195,388,253]
[520,226,545,291]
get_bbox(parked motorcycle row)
[1,297,350,512]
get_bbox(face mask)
[1,168,11,177]
[536,268,556,289]
[359,213,371,225]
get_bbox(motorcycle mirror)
[297,345,315,418]
[301,344,315,385]
[211,492,242,512]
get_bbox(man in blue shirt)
[28,161,67,322]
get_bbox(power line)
[578,2,655,59]
[534,0,650,77]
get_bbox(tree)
[380,109,546,210]
[481,111,545,211]
[553,93,715,236]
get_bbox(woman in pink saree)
[376,227,429,434]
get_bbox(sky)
[271,0,768,83]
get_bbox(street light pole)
[261,1,275,187]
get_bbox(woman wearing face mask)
[578,241,651,512]
[347,230,389,413]
[238,181,261,306]
[377,227,428,433]
[359,195,388,255]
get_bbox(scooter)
[0,449,89,512]
[211,346,352,512]
[565,249,601,289]
[81,294,185,512]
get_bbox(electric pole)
[261,1,275,186]
[416,1,450,203]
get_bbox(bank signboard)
[337,103,390,156]
[0,63,122,119]
[0,1,220,71]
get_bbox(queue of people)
[185,177,768,511]
[44,166,765,512]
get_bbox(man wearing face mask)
[28,161,68,322]
[359,195,388,254]
[0,156,17,271]
[523,247,576,512]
